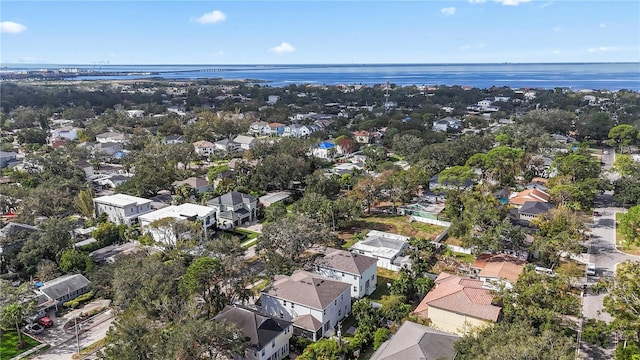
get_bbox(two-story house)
[138,203,215,245]
[233,135,257,150]
[282,124,303,138]
[249,121,269,136]
[193,140,216,157]
[95,131,128,143]
[314,248,377,298]
[266,123,286,137]
[93,193,153,225]
[206,191,258,229]
[350,230,410,271]
[214,306,293,360]
[260,270,351,341]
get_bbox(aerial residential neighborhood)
[0,76,639,360]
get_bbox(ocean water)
[3,63,639,91]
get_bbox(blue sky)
[1,0,638,64]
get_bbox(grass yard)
[0,331,41,359]
[343,216,446,247]
[615,212,640,256]
[368,268,398,302]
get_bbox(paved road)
[32,311,114,360]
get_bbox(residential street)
[579,147,639,359]
[31,310,114,360]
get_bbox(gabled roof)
[314,248,377,276]
[213,306,291,351]
[370,321,460,360]
[262,270,351,310]
[292,314,323,332]
[207,191,256,207]
[414,273,501,322]
[519,201,554,216]
[233,135,256,144]
[172,176,210,189]
[472,254,526,284]
[268,122,286,128]
[509,188,550,205]
[215,138,237,147]
[39,274,91,301]
[0,222,40,239]
[192,140,215,148]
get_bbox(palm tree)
[0,303,29,348]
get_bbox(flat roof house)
[93,193,153,226]
[214,306,293,360]
[314,248,378,298]
[138,203,215,245]
[259,270,351,341]
[350,230,410,271]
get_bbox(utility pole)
[75,317,80,355]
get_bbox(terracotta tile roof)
[472,254,526,284]
[509,188,550,205]
[414,273,501,322]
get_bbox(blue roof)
[318,141,335,149]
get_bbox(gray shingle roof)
[262,270,351,310]
[519,201,554,215]
[370,321,460,360]
[207,191,256,207]
[315,248,377,275]
[213,306,291,351]
[39,274,91,301]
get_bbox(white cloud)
[600,23,607,28]
[270,42,295,54]
[192,10,226,24]
[468,0,487,3]
[553,50,561,54]
[539,2,553,8]
[0,21,27,34]
[441,7,456,15]
[494,0,532,5]
[458,45,471,51]
[588,46,618,53]
[553,26,562,32]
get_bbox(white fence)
[409,215,451,227]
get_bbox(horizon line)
[2,61,639,67]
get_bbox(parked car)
[593,211,602,217]
[25,323,45,335]
[37,316,53,328]
[586,263,597,276]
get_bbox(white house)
[267,95,280,105]
[214,138,239,152]
[260,270,352,341]
[93,193,153,226]
[233,135,257,150]
[138,203,215,245]
[314,248,377,298]
[193,140,216,156]
[311,141,337,159]
[34,274,91,313]
[125,109,145,118]
[214,306,293,360]
[51,127,78,141]
[95,131,128,144]
[350,230,410,271]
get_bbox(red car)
[593,211,602,217]
[37,316,53,328]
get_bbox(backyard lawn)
[0,331,41,359]
[341,215,446,248]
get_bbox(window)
[323,309,326,315]
[283,300,287,306]
[354,275,357,280]
[334,300,337,306]
[272,341,275,348]
[353,286,357,292]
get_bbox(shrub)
[373,328,391,350]
[63,291,94,309]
